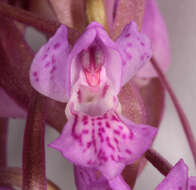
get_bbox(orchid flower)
[30,21,157,190]
[155,159,196,190]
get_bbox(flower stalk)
[0,2,59,34]
[0,118,8,168]
[22,93,46,190]
[151,57,196,165]
[0,167,60,190]
[145,148,173,176]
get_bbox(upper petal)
[155,159,188,190]
[137,0,170,78]
[30,25,70,102]
[67,22,123,96]
[116,22,152,85]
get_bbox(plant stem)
[0,118,8,168]
[145,148,173,176]
[0,167,60,190]
[0,2,59,34]
[151,58,196,165]
[22,93,46,190]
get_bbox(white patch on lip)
[66,66,121,117]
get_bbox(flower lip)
[49,108,157,180]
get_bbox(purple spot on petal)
[125,33,130,38]
[77,90,82,103]
[87,160,92,165]
[114,129,120,135]
[129,131,134,139]
[44,62,50,68]
[98,132,104,143]
[82,129,89,134]
[110,154,115,161]
[125,50,132,60]
[118,155,125,161]
[82,115,88,122]
[106,137,115,150]
[140,42,145,46]
[101,127,105,133]
[52,55,56,64]
[125,149,132,155]
[46,47,50,52]
[33,72,37,76]
[103,113,108,119]
[102,84,109,97]
[190,186,196,190]
[122,134,127,139]
[87,142,92,149]
[111,115,119,121]
[50,66,56,73]
[114,137,119,144]
[53,43,61,49]
[98,122,102,126]
[105,122,111,128]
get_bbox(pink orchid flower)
[156,159,196,190]
[30,22,157,190]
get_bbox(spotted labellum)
[30,22,157,189]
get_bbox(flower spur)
[30,21,157,190]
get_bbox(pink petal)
[109,175,131,190]
[188,177,196,190]
[116,22,152,86]
[0,88,26,118]
[49,110,156,181]
[137,0,170,78]
[155,159,188,190]
[30,25,70,102]
[74,165,110,190]
[67,22,122,96]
